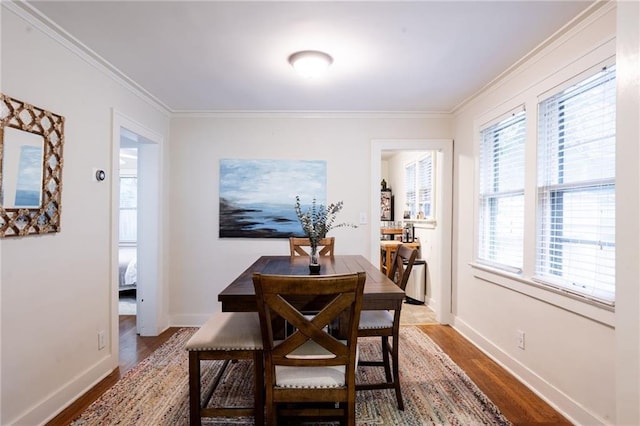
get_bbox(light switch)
[359,212,368,224]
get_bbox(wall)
[451,3,617,424]
[0,6,170,425]
[168,114,452,325]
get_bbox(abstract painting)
[219,159,327,238]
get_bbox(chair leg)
[188,352,202,426]
[253,351,265,425]
[391,336,404,410]
[347,399,356,426]
[381,336,392,382]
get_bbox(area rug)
[71,326,511,425]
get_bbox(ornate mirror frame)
[0,93,65,237]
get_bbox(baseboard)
[452,317,606,426]
[169,313,211,327]
[12,354,116,425]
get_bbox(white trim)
[171,110,448,119]
[112,111,165,339]
[469,263,615,327]
[453,317,607,426]
[453,1,615,114]
[13,356,115,425]
[3,1,170,117]
[371,139,453,325]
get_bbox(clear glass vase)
[309,244,320,274]
[310,244,319,265]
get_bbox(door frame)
[111,110,164,340]
[371,139,453,324]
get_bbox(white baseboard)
[13,355,116,426]
[452,317,607,426]
[169,313,211,327]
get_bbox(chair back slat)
[253,272,364,367]
[289,237,335,257]
[387,244,419,290]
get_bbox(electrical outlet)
[98,331,106,350]
[517,330,525,350]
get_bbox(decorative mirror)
[0,94,65,237]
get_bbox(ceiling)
[25,1,594,113]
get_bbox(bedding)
[119,246,137,291]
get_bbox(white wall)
[0,6,170,425]
[451,3,618,424]
[168,114,452,325]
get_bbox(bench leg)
[189,352,201,426]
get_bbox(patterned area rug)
[71,326,511,425]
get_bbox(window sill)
[469,263,615,327]
[404,219,437,229]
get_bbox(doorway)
[371,139,453,324]
[112,111,163,341]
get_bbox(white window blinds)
[418,155,433,217]
[404,162,416,218]
[478,110,526,272]
[536,65,616,304]
[404,153,434,220]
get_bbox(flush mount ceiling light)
[288,50,333,78]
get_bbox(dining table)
[218,255,405,314]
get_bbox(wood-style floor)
[47,316,571,426]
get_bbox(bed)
[119,246,137,291]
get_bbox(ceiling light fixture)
[288,50,333,78]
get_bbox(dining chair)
[252,271,366,426]
[356,244,418,410]
[185,312,264,426]
[289,236,335,257]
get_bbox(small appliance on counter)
[402,223,414,243]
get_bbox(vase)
[309,244,321,274]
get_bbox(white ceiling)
[26,1,593,113]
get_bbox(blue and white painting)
[14,145,43,208]
[219,159,326,238]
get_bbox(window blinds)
[418,154,433,217]
[478,110,526,272]
[536,65,616,304]
[404,162,416,217]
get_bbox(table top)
[218,255,405,312]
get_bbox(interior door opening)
[371,139,453,325]
[113,111,162,339]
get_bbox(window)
[477,110,526,272]
[119,175,137,243]
[404,152,434,220]
[536,65,616,304]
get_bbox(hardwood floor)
[47,316,571,425]
[419,324,572,426]
[46,316,180,426]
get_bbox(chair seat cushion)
[185,312,263,351]
[358,310,394,330]
[275,340,349,388]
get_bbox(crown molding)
[170,110,452,120]
[3,0,171,117]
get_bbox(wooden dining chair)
[252,271,366,426]
[356,244,418,410]
[289,236,335,257]
[185,312,264,426]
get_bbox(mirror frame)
[0,93,65,237]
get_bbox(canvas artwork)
[219,158,327,238]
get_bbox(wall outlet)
[517,330,525,350]
[98,330,106,350]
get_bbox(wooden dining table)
[218,255,405,313]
